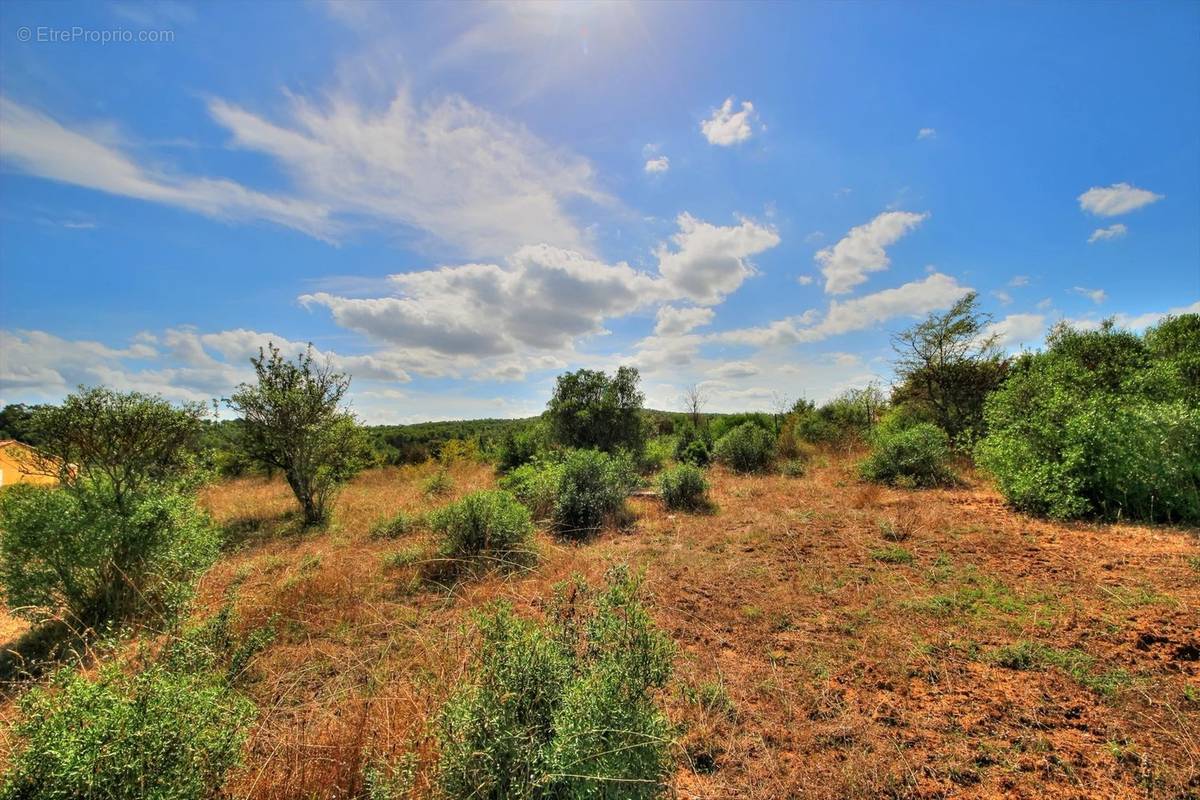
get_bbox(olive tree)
[225,343,368,526]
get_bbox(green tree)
[891,292,1009,441]
[0,388,216,627]
[546,367,646,453]
[225,343,369,526]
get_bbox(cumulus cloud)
[655,213,780,305]
[1068,300,1200,333]
[984,313,1045,350]
[1088,223,1127,243]
[715,273,969,347]
[654,306,715,336]
[711,361,760,379]
[1072,286,1107,305]
[1078,182,1163,217]
[917,127,937,140]
[816,210,929,294]
[700,97,758,146]
[644,156,669,174]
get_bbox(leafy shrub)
[430,490,534,567]
[673,422,712,466]
[640,436,674,473]
[0,662,254,800]
[370,511,420,540]
[713,423,775,473]
[781,459,807,478]
[0,482,219,627]
[423,469,454,497]
[976,317,1200,523]
[437,566,674,800]
[553,450,636,539]
[496,426,544,473]
[659,464,710,511]
[859,423,956,488]
[708,413,773,443]
[499,460,563,520]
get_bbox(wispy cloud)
[644,155,670,174]
[1088,223,1127,243]
[916,127,937,140]
[1072,286,1107,305]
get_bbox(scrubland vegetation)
[0,302,1197,798]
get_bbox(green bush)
[659,464,710,511]
[673,422,712,466]
[0,662,254,800]
[976,317,1200,523]
[437,566,674,800]
[499,461,563,520]
[553,450,636,539]
[640,436,674,473]
[781,459,807,478]
[496,426,544,473]
[430,490,534,567]
[713,422,774,473]
[859,423,956,487]
[370,511,421,540]
[0,482,219,627]
[423,469,454,497]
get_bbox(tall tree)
[891,292,1008,440]
[546,367,646,453]
[680,384,707,429]
[225,344,368,526]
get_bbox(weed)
[988,641,1131,697]
[422,469,453,497]
[871,546,915,565]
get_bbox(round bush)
[1,663,254,800]
[498,461,563,520]
[430,490,534,565]
[859,423,956,487]
[553,449,634,539]
[659,464,710,511]
[0,483,219,627]
[713,422,774,473]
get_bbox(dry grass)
[3,453,1198,798]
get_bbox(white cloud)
[711,361,760,379]
[644,156,670,174]
[1088,223,1127,243]
[1068,300,1200,332]
[715,273,969,347]
[984,313,1045,350]
[0,97,332,239]
[917,127,937,140]
[1009,275,1030,287]
[208,88,607,257]
[655,213,780,305]
[654,306,714,336]
[700,97,757,146]
[816,210,929,294]
[992,290,1013,306]
[1072,286,1107,305]
[1078,182,1163,217]
[797,275,814,286]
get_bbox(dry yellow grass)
[3,453,1199,798]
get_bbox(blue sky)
[1,1,1197,423]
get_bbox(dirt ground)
[3,453,1198,798]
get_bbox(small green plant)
[429,490,534,569]
[498,460,564,520]
[682,678,737,721]
[781,458,807,478]
[713,422,774,473]
[552,449,636,539]
[659,464,710,511]
[674,422,712,467]
[363,752,418,800]
[423,469,454,498]
[370,511,420,539]
[870,546,915,565]
[988,641,1131,696]
[878,517,909,542]
[381,545,424,570]
[436,566,674,800]
[859,423,956,488]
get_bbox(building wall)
[0,444,58,488]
